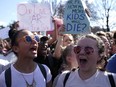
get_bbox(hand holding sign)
[58,25,65,36]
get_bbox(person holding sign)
[0,29,52,87]
[53,24,74,59]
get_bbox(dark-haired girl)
[0,29,52,87]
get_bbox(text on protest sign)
[63,0,90,34]
[17,2,53,31]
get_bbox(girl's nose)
[32,39,38,44]
[79,48,85,54]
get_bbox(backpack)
[5,63,46,87]
[63,71,116,87]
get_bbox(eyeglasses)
[65,39,72,42]
[18,35,39,43]
[74,46,94,55]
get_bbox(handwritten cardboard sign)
[0,27,10,39]
[17,2,53,31]
[63,0,91,34]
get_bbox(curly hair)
[79,33,107,71]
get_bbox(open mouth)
[80,59,87,64]
[30,47,37,53]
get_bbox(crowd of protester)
[0,5,116,85]
[0,18,116,87]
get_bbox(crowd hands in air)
[0,17,116,87]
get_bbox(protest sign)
[63,0,91,34]
[17,2,53,31]
[0,27,10,39]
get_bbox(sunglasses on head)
[74,46,94,55]
[18,35,39,43]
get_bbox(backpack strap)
[5,64,47,87]
[108,73,116,87]
[37,63,47,81]
[63,72,71,87]
[5,68,11,87]
[63,68,76,87]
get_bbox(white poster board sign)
[63,0,91,34]
[0,27,10,39]
[17,2,53,31]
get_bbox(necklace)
[21,72,36,87]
